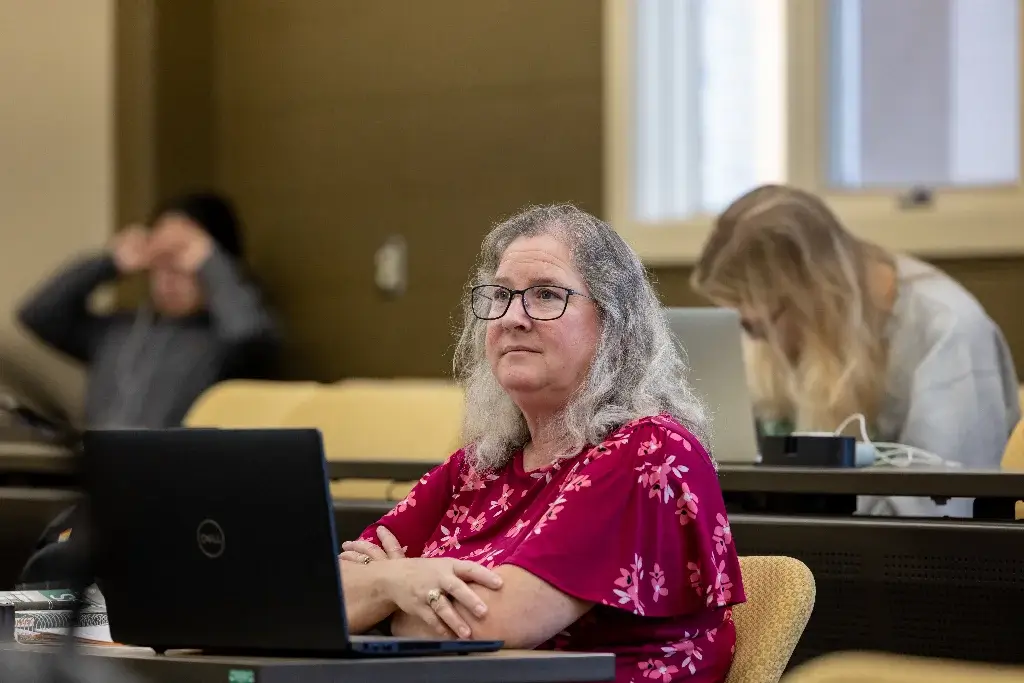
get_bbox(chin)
[495,368,545,395]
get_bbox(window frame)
[604,0,1024,266]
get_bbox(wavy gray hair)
[453,204,711,471]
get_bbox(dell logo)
[196,519,226,559]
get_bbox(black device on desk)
[728,434,859,515]
[760,434,856,467]
[80,428,503,658]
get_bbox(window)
[827,0,1020,189]
[633,0,785,222]
[605,0,1024,264]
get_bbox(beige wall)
[208,0,603,380]
[0,0,116,416]
[145,1,1024,381]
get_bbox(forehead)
[493,234,581,286]
[151,212,197,234]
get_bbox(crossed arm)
[342,529,592,649]
[391,564,592,649]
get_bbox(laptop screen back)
[81,428,350,654]
[664,308,760,464]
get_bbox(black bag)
[19,504,93,589]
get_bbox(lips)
[502,346,539,355]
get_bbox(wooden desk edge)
[718,465,1024,498]
[0,644,616,683]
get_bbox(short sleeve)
[356,451,462,557]
[503,415,746,617]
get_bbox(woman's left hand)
[391,607,454,640]
[340,527,406,564]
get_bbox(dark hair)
[150,191,244,259]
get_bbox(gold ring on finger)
[426,588,444,608]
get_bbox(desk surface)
[718,464,1024,497]
[0,642,615,683]
[7,449,1021,499]
[328,460,432,482]
[0,444,75,473]
[328,459,1024,498]
[0,486,78,502]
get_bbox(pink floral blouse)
[358,414,745,683]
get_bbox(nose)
[500,293,533,330]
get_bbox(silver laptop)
[665,307,761,464]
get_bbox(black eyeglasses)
[471,284,591,321]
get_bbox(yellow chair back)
[183,380,322,428]
[999,382,1024,518]
[1000,414,1024,520]
[283,379,465,500]
[782,651,1024,683]
[727,556,816,683]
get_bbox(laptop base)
[179,636,503,659]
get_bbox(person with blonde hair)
[338,204,744,683]
[691,184,1020,517]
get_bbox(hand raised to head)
[149,215,214,273]
[109,225,152,274]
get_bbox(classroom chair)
[781,651,1024,683]
[183,380,322,428]
[726,556,815,683]
[1000,415,1024,520]
[999,381,1024,519]
[283,379,465,501]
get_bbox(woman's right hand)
[340,527,405,564]
[378,557,503,639]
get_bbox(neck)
[522,411,562,471]
[868,257,898,315]
[150,305,203,319]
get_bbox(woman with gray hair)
[339,205,744,683]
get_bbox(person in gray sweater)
[690,184,1020,518]
[17,192,279,430]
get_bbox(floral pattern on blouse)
[359,414,745,683]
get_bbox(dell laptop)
[80,427,502,657]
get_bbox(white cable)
[871,442,958,468]
[833,412,961,469]
[834,412,871,444]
